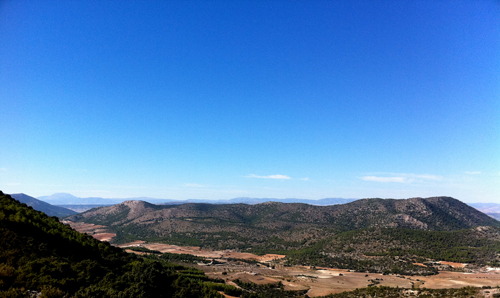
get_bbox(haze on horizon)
[1,1,499,203]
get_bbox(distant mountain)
[469,202,500,213]
[37,192,358,206]
[10,193,77,217]
[37,193,126,205]
[160,197,357,205]
[223,197,357,205]
[37,193,178,205]
[56,204,115,213]
[486,213,500,220]
[467,203,500,220]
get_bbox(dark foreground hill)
[10,193,77,217]
[0,191,243,298]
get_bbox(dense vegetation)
[285,252,438,276]
[158,252,209,264]
[126,246,162,254]
[331,227,500,263]
[0,191,233,297]
[281,226,500,274]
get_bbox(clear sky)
[1,0,499,203]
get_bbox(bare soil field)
[63,220,116,242]
[203,264,500,297]
[424,271,500,288]
[439,261,467,268]
[92,233,116,241]
[118,241,286,262]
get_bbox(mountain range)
[13,191,500,223]
[36,192,500,221]
[37,192,155,205]
[68,196,499,232]
[67,196,498,246]
[10,193,77,217]
[37,192,357,206]
[65,196,500,274]
[37,192,500,209]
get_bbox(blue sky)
[1,0,499,203]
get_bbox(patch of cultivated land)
[118,241,286,261]
[202,263,500,297]
[64,220,116,242]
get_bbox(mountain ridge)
[67,196,500,250]
[9,193,77,217]
[35,192,500,214]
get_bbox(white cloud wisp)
[246,174,291,180]
[361,173,442,184]
[361,176,408,183]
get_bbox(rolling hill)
[68,196,499,240]
[65,196,500,275]
[67,197,500,261]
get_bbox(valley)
[66,220,500,296]
[132,243,500,298]
[110,241,500,296]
